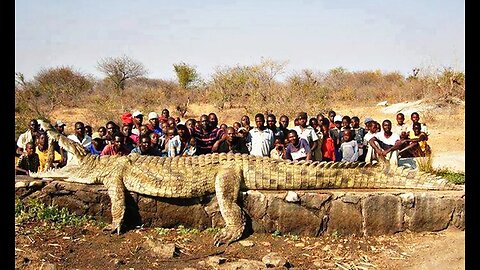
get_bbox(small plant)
[331,230,340,238]
[15,198,99,228]
[272,230,282,237]
[203,227,220,234]
[176,225,200,235]
[434,168,465,185]
[285,233,300,241]
[154,227,170,236]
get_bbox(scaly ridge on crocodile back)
[30,119,462,246]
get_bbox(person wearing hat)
[131,111,143,136]
[54,120,67,135]
[146,112,163,135]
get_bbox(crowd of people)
[15,108,431,175]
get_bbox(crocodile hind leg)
[103,172,126,234]
[213,165,245,246]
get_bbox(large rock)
[362,194,404,235]
[409,193,456,232]
[327,200,363,236]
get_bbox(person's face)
[29,120,39,132]
[341,119,350,128]
[411,114,420,123]
[220,124,228,131]
[233,122,241,130]
[140,125,148,135]
[186,120,195,130]
[279,117,289,129]
[167,129,175,139]
[162,110,169,118]
[274,139,283,149]
[226,128,235,142]
[122,125,132,136]
[113,136,123,150]
[139,138,151,152]
[177,127,186,138]
[298,117,307,127]
[26,144,35,156]
[241,116,250,126]
[133,115,143,125]
[85,126,92,136]
[266,117,276,128]
[396,114,405,125]
[56,125,65,133]
[38,134,47,147]
[328,113,335,122]
[309,118,318,128]
[75,124,85,136]
[106,124,115,135]
[200,116,209,130]
[209,114,218,128]
[352,119,359,128]
[382,121,392,133]
[334,121,342,129]
[255,117,265,128]
[413,125,421,135]
[175,117,181,124]
[149,118,159,127]
[167,118,176,128]
[98,127,106,137]
[150,133,159,144]
[287,132,299,144]
[317,115,324,123]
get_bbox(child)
[351,116,366,161]
[339,129,359,162]
[16,142,40,175]
[88,137,105,155]
[329,115,343,161]
[320,124,336,162]
[270,137,286,159]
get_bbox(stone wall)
[15,180,465,236]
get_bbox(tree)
[97,55,147,92]
[173,62,201,89]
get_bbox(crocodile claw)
[103,223,122,235]
[213,225,243,246]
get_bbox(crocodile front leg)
[213,165,245,246]
[103,172,126,234]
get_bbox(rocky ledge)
[15,177,464,236]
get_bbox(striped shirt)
[192,127,224,155]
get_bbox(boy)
[339,129,359,162]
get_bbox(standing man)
[66,122,92,165]
[246,113,274,157]
[147,112,163,135]
[192,114,224,155]
[266,114,285,141]
[16,119,40,155]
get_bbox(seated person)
[16,142,40,175]
[270,136,286,160]
[100,133,131,156]
[131,136,162,156]
[366,119,403,168]
[285,130,311,161]
[399,122,431,157]
[212,127,249,154]
[87,137,105,155]
[35,132,62,171]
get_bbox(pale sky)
[15,0,465,82]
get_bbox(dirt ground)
[15,99,466,269]
[15,221,465,270]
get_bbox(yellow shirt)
[408,131,428,153]
[36,146,62,172]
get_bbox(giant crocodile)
[29,120,461,246]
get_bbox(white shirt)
[293,125,319,144]
[16,130,35,149]
[246,128,274,157]
[374,132,400,146]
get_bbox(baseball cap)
[333,115,342,123]
[132,110,143,118]
[364,117,374,124]
[55,120,66,127]
[148,112,159,120]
